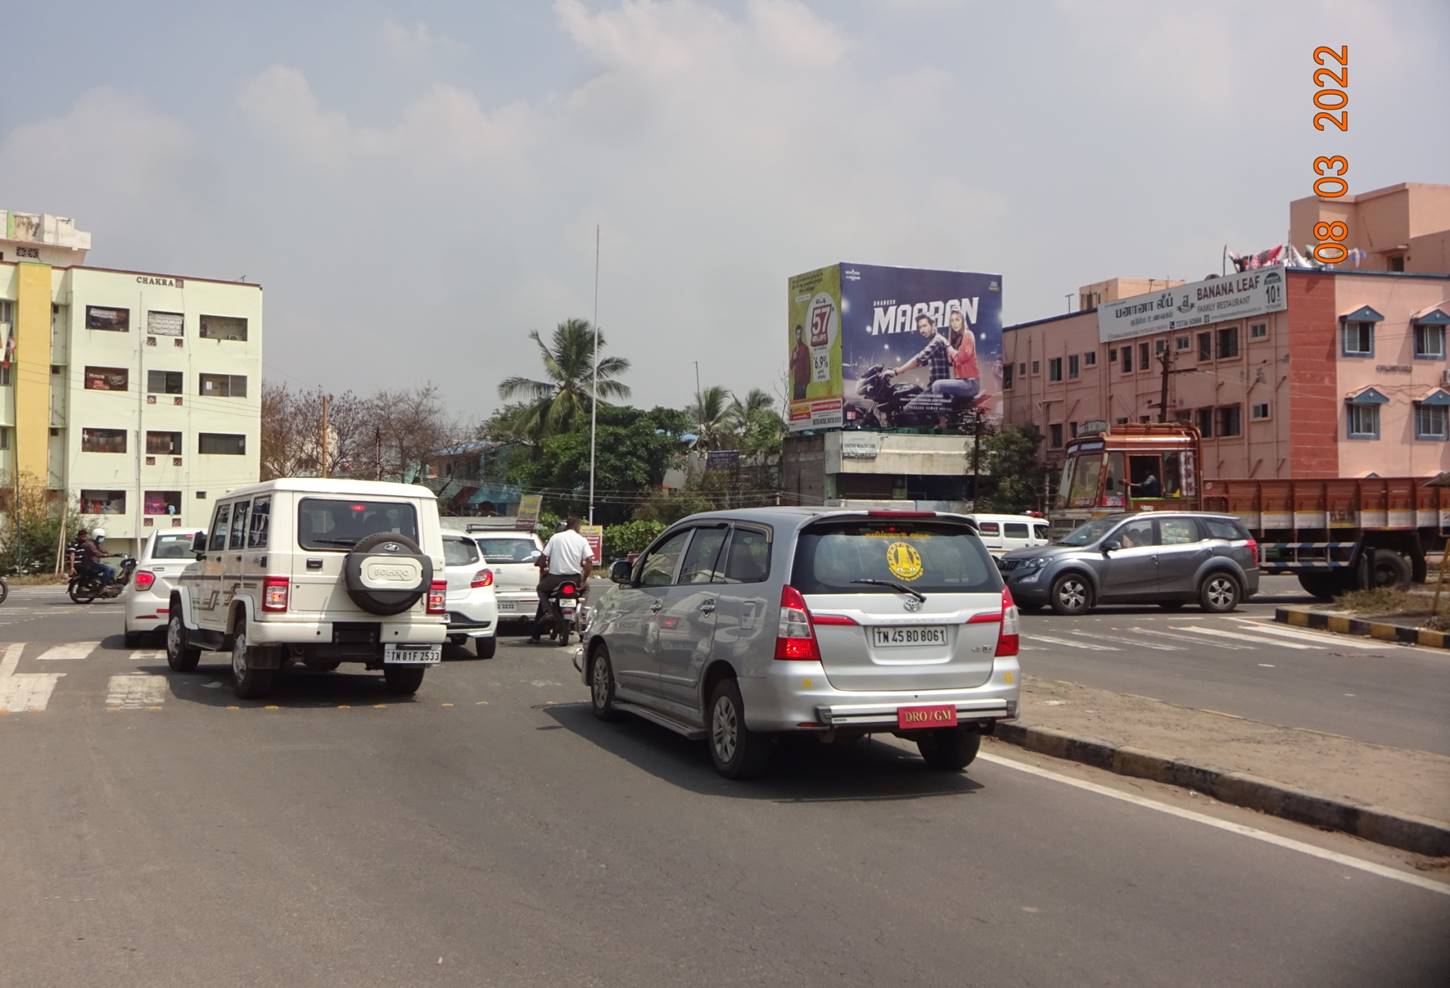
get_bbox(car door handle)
[649,601,663,613]
[699,600,716,614]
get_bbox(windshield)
[477,537,538,563]
[443,537,480,567]
[1057,516,1121,547]
[792,519,1000,595]
[152,533,198,559]
[1066,452,1103,505]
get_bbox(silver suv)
[999,512,1260,615]
[575,508,1021,779]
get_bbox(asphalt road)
[2,593,1447,987]
[1015,575,1450,755]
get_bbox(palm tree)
[727,388,774,431]
[497,319,630,439]
[691,385,736,451]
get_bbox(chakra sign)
[885,541,923,581]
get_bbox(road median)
[1276,603,1450,649]
[994,678,1450,857]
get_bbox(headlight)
[1021,557,1048,571]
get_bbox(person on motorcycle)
[887,314,954,419]
[77,528,116,585]
[526,517,594,645]
[935,309,981,404]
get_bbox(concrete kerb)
[1275,604,1450,649]
[994,722,1450,857]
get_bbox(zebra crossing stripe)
[1,642,65,714]
[1025,634,1118,652]
[1129,627,1253,651]
[105,674,168,710]
[1069,630,1178,651]
[1173,626,1314,650]
[1228,620,1388,650]
[35,642,98,661]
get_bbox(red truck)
[1053,422,1449,598]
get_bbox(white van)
[166,479,448,699]
[965,513,1051,557]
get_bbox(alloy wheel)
[232,632,248,680]
[591,655,609,708]
[1057,578,1087,611]
[1206,577,1236,610]
[712,694,738,765]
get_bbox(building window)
[0,299,10,323]
[1109,348,1118,363]
[199,432,247,455]
[1031,360,1040,375]
[1138,342,1149,370]
[199,373,248,398]
[1176,335,1190,351]
[147,311,184,337]
[1121,346,1133,373]
[1018,363,1027,375]
[1250,322,1268,340]
[0,426,9,449]
[1198,332,1212,361]
[1114,416,1129,425]
[1049,423,1063,448]
[1251,402,1271,421]
[1216,404,1242,437]
[1174,409,1192,423]
[1216,326,1240,360]
[79,490,127,515]
[1196,407,1214,438]
[1389,255,1405,273]
[81,428,127,453]
[1068,354,1080,379]
[83,366,129,392]
[148,370,184,394]
[1138,415,1151,424]
[1069,421,1079,438]
[144,491,183,516]
[1415,323,1445,359]
[85,306,130,331]
[1154,339,1166,354]
[199,315,248,341]
[1048,357,1063,382]
[1002,364,1013,390]
[1415,403,1449,441]
[147,431,182,455]
[1,365,11,387]
[1342,321,1374,357]
[1084,351,1097,367]
[1346,403,1380,439]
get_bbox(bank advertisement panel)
[787,266,844,431]
[1098,265,1287,343]
[838,263,1004,431]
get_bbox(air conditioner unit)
[1441,368,1450,387]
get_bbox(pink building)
[1004,185,1450,482]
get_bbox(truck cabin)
[1056,423,1201,515]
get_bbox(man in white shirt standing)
[527,516,595,644]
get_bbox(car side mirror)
[527,549,543,563]
[609,559,632,585]
[1100,540,1120,554]
[192,532,208,558]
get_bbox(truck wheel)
[1049,573,1092,615]
[1297,573,1339,601]
[231,629,275,699]
[1199,573,1241,613]
[708,677,772,779]
[475,636,497,659]
[917,728,982,771]
[383,666,425,696]
[1370,551,1412,590]
[166,612,201,672]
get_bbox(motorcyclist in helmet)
[79,527,116,584]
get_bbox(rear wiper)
[311,537,358,547]
[851,578,926,603]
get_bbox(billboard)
[787,265,844,431]
[788,263,1003,433]
[1098,266,1287,343]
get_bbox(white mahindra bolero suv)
[166,479,449,699]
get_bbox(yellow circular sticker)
[885,541,924,581]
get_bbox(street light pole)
[588,225,600,526]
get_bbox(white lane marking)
[1174,626,1313,650]
[1258,663,1276,668]
[1228,621,1388,651]
[978,752,1450,898]
[1070,631,1179,651]
[0,642,21,679]
[1130,627,1253,650]
[34,642,99,662]
[1025,635,1118,652]
[130,649,166,663]
[0,642,65,713]
[105,674,167,709]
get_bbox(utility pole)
[375,425,383,481]
[1155,345,1195,422]
[320,394,330,478]
[588,224,600,526]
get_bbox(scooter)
[68,556,137,604]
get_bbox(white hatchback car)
[467,529,544,625]
[442,530,499,658]
[123,528,205,647]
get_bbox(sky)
[3,0,1446,421]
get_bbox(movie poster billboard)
[837,263,1003,431]
[786,265,844,432]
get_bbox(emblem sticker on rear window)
[885,541,923,581]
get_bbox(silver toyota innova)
[575,508,1020,778]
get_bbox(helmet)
[91,527,107,541]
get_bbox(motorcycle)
[545,579,584,646]
[848,363,984,430]
[0,576,7,606]
[68,555,137,604]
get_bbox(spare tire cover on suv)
[344,532,434,615]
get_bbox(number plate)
[897,705,959,730]
[497,601,516,612]
[871,626,948,648]
[383,644,441,665]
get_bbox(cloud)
[380,18,465,59]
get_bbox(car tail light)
[471,569,494,589]
[1245,537,1259,567]
[134,570,156,592]
[262,576,289,612]
[426,580,447,614]
[775,585,821,661]
[995,587,1020,658]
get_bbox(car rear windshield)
[152,533,197,559]
[477,537,537,563]
[791,519,1001,595]
[298,498,419,550]
[444,537,479,567]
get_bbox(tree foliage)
[0,479,74,576]
[497,319,630,440]
[979,424,1049,513]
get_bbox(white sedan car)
[443,530,499,658]
[469,530,544,626]
[123,528,205,647]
